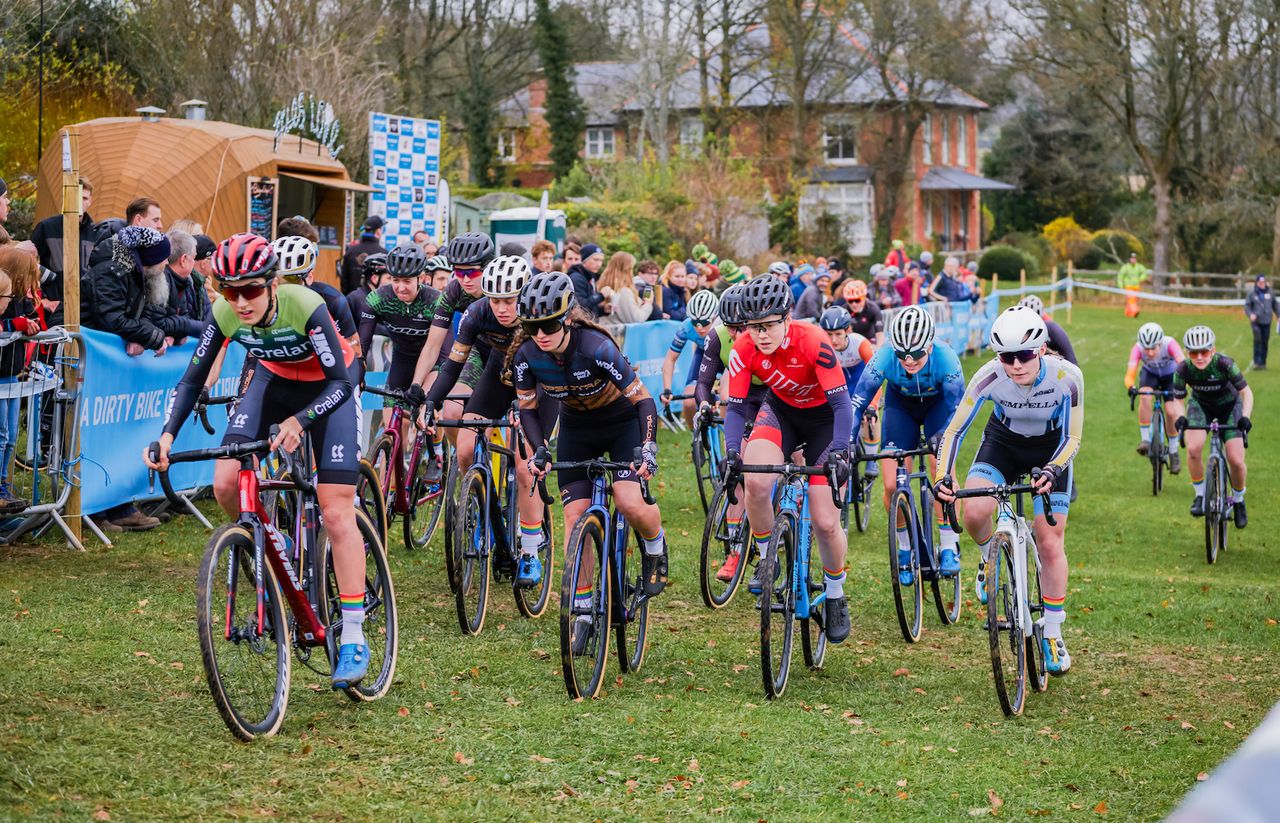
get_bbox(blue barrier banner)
[620,320,698,400]
[80,328,246,513]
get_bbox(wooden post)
[60,128,83,547]
[1049,265,1058,315]
[1066,260,1074,324]
[992,273,999,305]
[1019,267,1026,295]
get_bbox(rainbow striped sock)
[1042,595,1065,637]
[519,519,543,555]
[574,583,593,610]
[340,591,366,646]
[823,566,846,598]
[640,526,664,556]
[752,529,771,553]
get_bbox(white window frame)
[957,115,968,167]
[797,182,874,256]
[941,114,951,166]
[921,115,933,165]
[679,117,704,156]
[821,115,858,165]
[584,127,615,160]
[496,128,516,163]
[925,192,935,238]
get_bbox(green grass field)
[2,303,1277,821]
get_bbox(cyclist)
[143,233,371,689]
[723,275,854,643]
[422,255,559,587]
[513,272,666,654]
[933,305,1084,675]
[820,306,881,475]
[273,235,360,357]
[1173,325,1252,528]
[839,280,885,346]
[425,254,453,293]
[661,289,720,428]
[347,252,388,335]
[848,306,965,581]
[1019,294,1077,365]
[1124,321,1184,472]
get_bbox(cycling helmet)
[1183,325,1215,351]
[445,232,495,268]
[889,305,935,353]
[424,254,452,274]
[271,235,317,280]
[687,289,720,323]
[767,261,791,278]
[989,305,1048,353]
[868,263,883,279]
[1137,322,1164,349]
[1018,294,1044,314]
[718,284,748,326]
[883,265,902,280]
[843,279,868,301]
[518,272,576,321]
[820,306,853,332]
[214,233,277,283]
[482,255,532,298]
[740,274,793,320]
[386,243,427,278]
[362,252,388,279]
[920,251,934,264]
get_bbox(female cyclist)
[1125,321,1184,471]
[661,289,720,428]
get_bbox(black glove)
[925,432,944,454]
[1127,386,1138,398]
[638,440,659,477]
[932,475,955,500]
[421,400,436,427]
[828,448,852,488]
[1237,416,1252,433]
[696,400,713,426]
[660,389,673,405]
[720,449,742,478]
[1174,415,1188,433]
[1032,465,1061,492]
[405,383,426,407]
[528,445,551,475]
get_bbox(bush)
[1001,232,1052,274]
[1042,216,1092,264]
[549,163,597,200]
[554,200,674,260]
[978,245,1037,281]
[1072,245,1104,270]
[1091,229,1144,264]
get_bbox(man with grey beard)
[82,225,177,356]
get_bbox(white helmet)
[868,263,883,279]
[767,261,791,278]
[272,235,317,280]
[882,265,902,280]
[989,305,1048,353]
[1183,325,1215,351]
[481,255,532,298]
[889,305,935,353]
[1018,294,1044,315]
[1137,322,1164,349]
[920,251,934,264]
[688,289,720,323]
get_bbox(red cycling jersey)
[726,320,847,408]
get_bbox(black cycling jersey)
[426,296,519,405]
[1173,353,1247,408]
[512,327,657,447]
[848,301,883,339]
[1045,318,1077,365]
[430,279,480,330]
[357,283,439,361]
[310,281,357,338]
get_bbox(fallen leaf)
[967,809,991,817]
[1196,772,1209,782]
[1223,721,1235,730]
[897,791,909,800]
[560,781,577,797]
[893,667,910,677]
[988,789,1004,810]
[169,661,184,670]
[731,779,751,790]
[1180,721,1195,730]
[453,751,474,766]
[897,779,908,788]
[732,664,748,673]
[1094,800,1108,815]
[688,757,700,772]
[398,706,410,717]
[504,696,521,707]
[133,651,151,658]
[530,754,555,764]
[93,810,111,821]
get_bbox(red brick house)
[495,29,1011,257]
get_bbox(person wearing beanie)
[716,259,745,289]
[340,214,387,294]
[884,238,909,270]
[795,268,831,321]
[790,262,816,303]
[567,243,607,316]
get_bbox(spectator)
[86,197,164,268]
[636,259,665,319]
[167,219,202,236]
[790,263,816,303]
[795,268,830,321]
[596,252,652,326]
[0,259,37,513]
[127,197,163,231]
[959,259,983,297]
[1245,274,1279,369]
[766,260,791,281]
[561,242,582,272]
[30,175,95,326]
[163,230,210,341]
[500,241,527,258]
[884,239,910,270]
[531,239,556,273]
[193,234,219,304]
[927,256,978,303]
[918,250,934,285]
[895,261,925,305]
[1116,252,1149,318]
[580,243,605,282]
[739,264,754,279]
[566,243,606,317]
[412,230,437,257]
[871,265,901,310]
[340,215,386,294]
[661,260,690,321]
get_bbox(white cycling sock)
[1233,486,1246,503]
[1168,434,1179,452]
[895,526,911,552]
[1139,424,1151,442]
[1193,481,1205,497]
[938,524,959,550]
[823,569,846,599]
[641,528,665,557]
[977,537,992,564]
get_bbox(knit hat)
[718,259,745,285]
[194,234,217,261]
[117,225,171,267]
[684,259,699,276]
[0,178,7,198]
[691,242,712,263]
[794,263,815,280]
[892,239,904,250]
[580,243,604,261]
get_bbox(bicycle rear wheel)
[888,489,923,643]
[615,522,649,675]
[321,510,399,702]
[698,486,750,609]
[559,511,611,699]
[361,438,392,546]
[1149,416,1164,496]
[442,448,463,592]
[196,524,290,741]
[800,533,827,671]
[454,467,491,635]
[923,485,961,626]
[513,500,556,619]
[404,436,448,551]
[853,470,874,533]
[760,514,797,699]
[987,534,1027,717]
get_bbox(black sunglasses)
[997,349,1039,365]
[895,348,927,361]
[522,318,564,336]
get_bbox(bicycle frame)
[888,448,941,578]
[992,494,1039,640]
[776,476,824,620]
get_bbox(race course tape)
[994,277,1245,307]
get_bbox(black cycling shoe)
[1233,499,1247,529]
[641,541,669,596]
[824,596,851,644]
[424,454,443,485]
[1190,495,1205,517]
[747,556,782,595]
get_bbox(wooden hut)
[35,115,373,286]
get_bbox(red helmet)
[214,233,277,282]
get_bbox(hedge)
[978,245,1038,281]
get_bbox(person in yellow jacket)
[1116,252,1149,318]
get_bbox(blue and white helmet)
[688,289,720,323]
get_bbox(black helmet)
[740,274,793,320]
[819,306,853,332]
[362,252,388,280]
[518,272,576,321]
[718,284,749,326]
[386,244,427,278]
[445,232,495,268]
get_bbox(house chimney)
[180,99,208,121]
[136,105,166,123]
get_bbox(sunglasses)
[997,349,1040,365]
[895,349,927,361]
[1188,348,1212,356]
[692,319,713,328]
[522,318,564,336]
[745,319,786,334]
[219,282,268,302]
[455,267,483,280]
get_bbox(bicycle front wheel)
[321,509,399,702]
[404,436,448,551]
[560,511,612,699]
[1027,542,1049,694]
[760,514,797,699]
[442,448,463,592]
[692,434,713,515]
[454,467,491,635]
[699,485,750,609]
[923,485,961,626]
[513,499,555,619]
[196,524,290,741]
[888,490,923,643]
[1150,414,1165,496]
[987,534,1027,717]
[360,444,390,549]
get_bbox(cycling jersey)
[724,320,852,459]
[936,354,1084,480]
[694,323,762,406]
[833,332,875,390]
[164,284,354,437]
[310,281,357,338]
[669,317,710,356]
[847,301,883,339]
[1125,336,1182,387]
[426,296,518,406]
[1173,353,1247,409]
[849,343,964,431]
[430,279,480,330]
[357,283,438,359]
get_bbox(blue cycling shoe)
[516,554,543,588]
[896,548,914,586]
[1042,635,1071,675]
[332,643,369,690]
[939,547,961,577]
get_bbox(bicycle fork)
[998,510,1034,639]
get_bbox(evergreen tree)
[533,0,585,179]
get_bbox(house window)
[925,193,935,238]
[957,116,968,167]
[822,115,857,164]
[496,129,516,163]
[679,117,704,156]
[584,127,615,160]
[921,116,933,165]
[798,182,875,256]
[940,114,951,165]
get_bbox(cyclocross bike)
[149,427,397,741]
[697,469,753,610]
[844,410,880,535]
[1130,387,1177,496]
[945,474,1055,717]
[363,384,450,553]
[540,450,655,700]
[1179,420,1246,564]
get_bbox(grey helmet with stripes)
[889,305,935,353]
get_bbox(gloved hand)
[932,475,956,503]
[696,400,713,426]
[636,440,659,479]
[1174,416,1188,433]
[1236,416,1252,433]
[827,448,852,488]
[527,445,551,478]
[405,383,426,407]
[1032,465,1061,495]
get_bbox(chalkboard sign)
[247,177,279,238]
